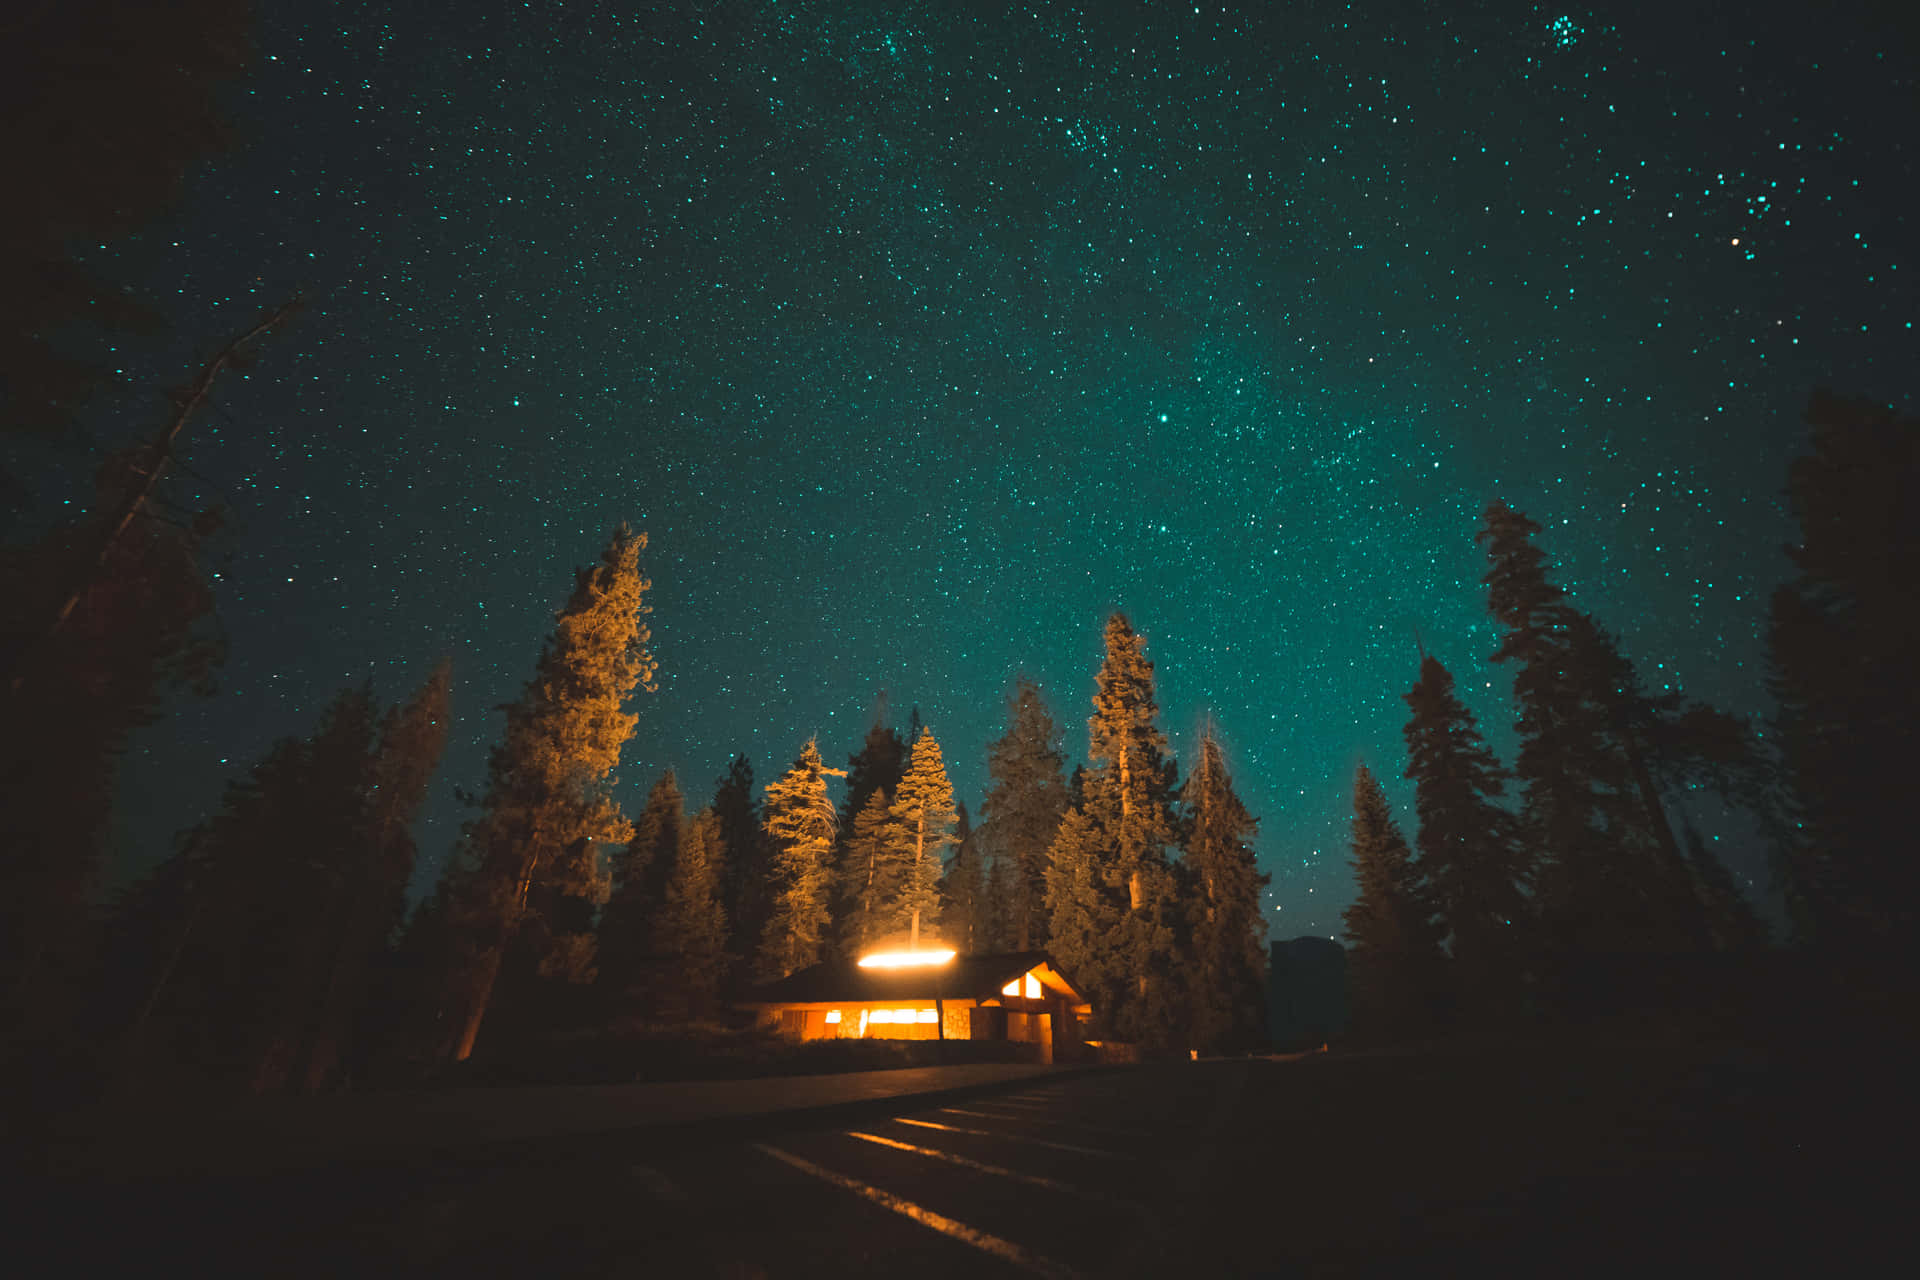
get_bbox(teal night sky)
[69,0,1913,939]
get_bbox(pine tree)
[940,804,989,955]
[757,739,839,979]
[1181,731,1269,1053]
[656,808,730,1019]
[1342,763,1443,1040]
[837,788,901,959]
[712,755,770,977]
[1403,652,1530,1016]
[1046,615,1183,1045]
[1043,805,1124,1033]
[888,728,958,948]
[247,684,383,1093]
[983,844,1016,952]
[598,771,684,1017]
[103,680,431,1093]
[1479,502,1655,954]
[1087,614,1183,1045]
[981,677,1069,949]
[1767,391,1920,958]
[841,718,908,840]
[445,524,655,1061]
[0,458,222,1061]
[300,660,452,1090]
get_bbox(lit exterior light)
[857,949,957,968]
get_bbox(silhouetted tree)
[1479,502,1706,956]
[299,660,452,1090]
[597,771,683,1017]
[0,455,222,1064]
[102,680,437,1093]
[655,808,729,1019]
[1342,763,1443,1040]
[712,755,770,977]
[443,525,655,1061]
[983,843,1016,952]
[838,789,900,959]
[757,739,838,979]
[981,677,1069,949]
[940,804,989,955]
[1181,731,1268,1053]
[1768,391,1920,961]
[841,717,908,840]
[1403,652,1530,1016]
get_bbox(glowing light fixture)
[857,949,957,968]
[825,1010,841,1024]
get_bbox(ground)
[14,1010,1907,1277]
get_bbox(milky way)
[75,0,1913,938]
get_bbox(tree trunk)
[450,943,506,1062]
[5,299,301,702]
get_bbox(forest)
[5,382,1916,1101]
[2,0,1915,1115]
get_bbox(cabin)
[737,949,1092,1065]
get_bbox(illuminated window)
[916,1008,937,1023]
[1025,974,1041,999]
[1002,978,1020,996]
[869,1009,894,1023]
[825,1010,841,1024]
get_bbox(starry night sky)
[55,0,1914,939]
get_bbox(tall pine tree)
[981,677,1069,949]
[940,804,990,955]
[887,728,958,949]
[1180,730,1269,1053]
[1050,615,1183,1046]
[597,771,684,1017]
[1342,763,1442,1040]
[1403,652,1530,1016]
[1043,804,1123,1032]
[102,672,449,1094]
[655,808,729,1019]
[444,524,654,1061]
[300,660,452,1090]
[712,755,770,980]
[837,788,901,959]
[1478,502,1711,956]
[757,739,838,979]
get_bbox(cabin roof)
[738,950,1087,1007]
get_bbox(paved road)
[22,1042,1896,1276]
[33,1065,1227,1278]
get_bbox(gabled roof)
[738,950,1087,1007]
